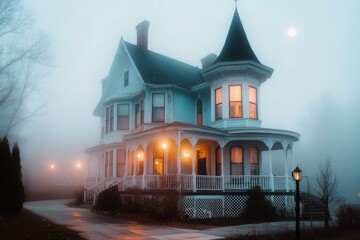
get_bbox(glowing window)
[230,146,244,175]
[250,147,259,175]
[249,86,257,119]
[229,85,242,118]
[197,99,203,126]
[215,88,222,120]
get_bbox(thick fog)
[12,0,360,203]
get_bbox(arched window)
[250,147,259,175]
[197,99,203,126]
[230,146,243,175]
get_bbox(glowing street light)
[50,164,55,170]
[76,162,81,168]
[292,166,302,240]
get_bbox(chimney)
[136,20,150,51]
[201,53,217,69]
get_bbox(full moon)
[287,27,297,38]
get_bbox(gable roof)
[214,8,260,64]
[124,41,204,89]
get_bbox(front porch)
[121,174,294,192]
[85,173,294,202]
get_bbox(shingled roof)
[214,8,260,64]
[124,41,204,89]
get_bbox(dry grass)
[0,208,85,240]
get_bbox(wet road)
[24,199,222,240]
[24,200,323,239]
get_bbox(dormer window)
[215,88,222,120]
[229,85,242,118]
[124,71,129,87]
[249,86,257,119]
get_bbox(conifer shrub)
[95,185,120,211]
[336,204,360,229]
[242,186,277,220]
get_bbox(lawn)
[0,208,85,240]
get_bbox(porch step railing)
[84,177,124,202]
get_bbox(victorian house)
[85,8,300,218]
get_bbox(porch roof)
[122,122,300,145]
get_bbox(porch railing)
[85,174,294,195]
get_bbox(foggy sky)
[20,0,360,203]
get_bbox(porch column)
[113,150,117,178]
[284,147,289,192]
[191,145,196,192]
[268,143,274,192]
[124,147,128,176]
[177,131,182,175]
[142,152,147,190]
[221,147,225,192]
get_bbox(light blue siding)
[173,91,196,124]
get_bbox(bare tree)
[0,0,50,137]
[314,156,338,235]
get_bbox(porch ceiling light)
[137,152,143,160]
[162,142,167,150]
[292,166,302,181]
[184,151,190,159]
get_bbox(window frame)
[249,86,258,120]
[197,99,203,126]
[229,85,243,118]
[117,104,130,130]
[230,146,244,175]
[124,71,129,87]
[215,87,222,120]
[250,147,259,175]
[152,93,165,122]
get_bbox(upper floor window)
[135,103,140,128]
[250,147,259,175]
[140,100,144,124]
[124,71,129,87]
[249,86,257,119]
[105,107,109,133]
[230,146,243,175]
[152,93,165,122]
[229,85,242,118]
[105,106,114,133]
[215,88,222,120]
[197,99,203,126]
[110,105,114,132]
[117,104,129,130]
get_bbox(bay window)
[117,104,129,130]
[215,88,222,120]
[229,85,242,118]
[249,86,257,119]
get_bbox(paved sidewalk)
[24,199,322,240]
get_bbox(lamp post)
[292,166,302,240]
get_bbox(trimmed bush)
[336,204,360,229]
[95,185,120,211]
[242,186,277,220]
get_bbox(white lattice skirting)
[181,194,294,219]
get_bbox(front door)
[197,149,207,175]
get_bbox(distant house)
[85,8,300,218]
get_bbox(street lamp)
[292,166,302,240]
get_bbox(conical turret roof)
[214,8,260,64]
